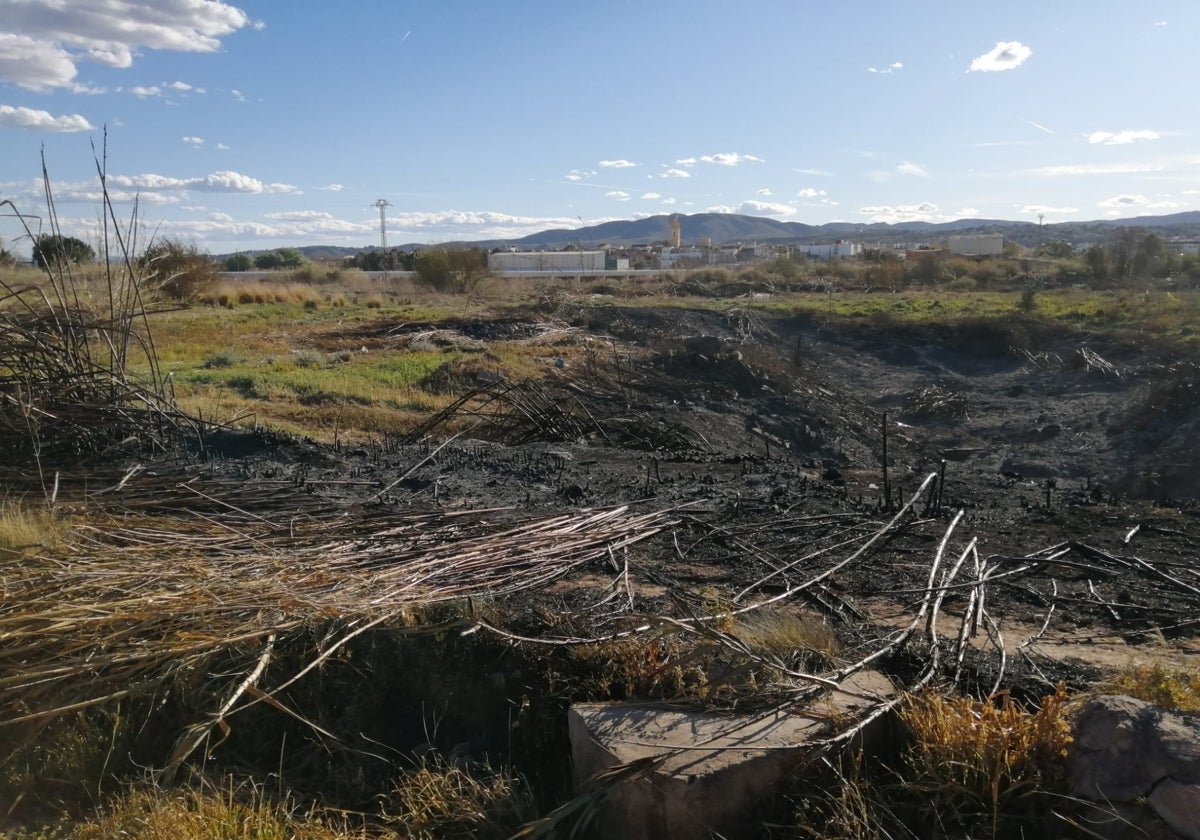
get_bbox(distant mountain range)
[220,211,1200,261]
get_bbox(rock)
[568,671,894,840]
[1068,695,1200,839]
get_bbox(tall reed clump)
[0,143,191,470]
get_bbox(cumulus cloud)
[605,190,631,201]
[182,136,204,145]
[215,143,229,150]
[130,85,161,97]
[598,159,636,168]
[675,157,697,167]
[0,1,253,90]
[699,152,763,166]
[209,211,233,221]
[660,197,677,205]
[660,168,691,179]
[968,41,1032,72]
[67,169,302,197]
[796,188,827,198]
[708,200,795,217]
[319,183,344,192]
[641,192,661,200]
[0,104,93,131]
[868,61,904,74]
[564,169,596,182]
[756,188,772,196]
[1087,129,1160,145]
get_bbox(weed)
[67,783,366,840]
[200,349,241,369]
[292,350,327,369]
[1101,662,1200,710]
[0,501,62,556]
[897,686,1073,836]
[379,757,535,840]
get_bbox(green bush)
[140,240,220,301]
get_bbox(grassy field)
[3,261,1200,839]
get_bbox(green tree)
[275,248,305,268]
[224,254,254,272]
[254,251,284,270]
[32,234,94,269]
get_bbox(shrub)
[293,350,326,368]
[140,240,220,301]
[202,349,242,369]
[414,248,490,294]
[32,234,94,269]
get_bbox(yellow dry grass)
[898,687,1073,835]
[1101,661,1200,711]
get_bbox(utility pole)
[373,199,391,249]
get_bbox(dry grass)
[732,608,841,670]
[66,783,368,840]
[379,758,535,839]
[0,501,62,557]
[197,281,322,308]
[1100,662,1200,710]
[897,687,1073,836]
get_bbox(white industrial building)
[488,250,607,273]
[948,234,1005,257]
[803,241,862,260]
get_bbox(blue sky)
[2,1,1199,255]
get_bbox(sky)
[2,1,1200,256]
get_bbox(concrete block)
[568,670,894,840]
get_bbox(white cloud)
[564,169,597,182]
[699,152,763,166]
[209,211,233,221]
[867,61,903,75]
[61,169,304,197]
[265,210,334,221]
[1154,20,1168,26]
[0,1,253,90]
[756,188,772,196]
[709,200,795,217]
[956,208,980,217]
[0,34,79,89]
[1097,194,1182,211]
[319,183,344,192]
[794,167,833,177]
[383,209,584,241]
[0,104,93,132]
[796,188,827,198]
[215,143,229,150]
[231,89,246,101]
[660,168,691,179]
[860,203,940,223]
[1087,129,1160,145]
[968,41,1032,72]
[130,85,161,97]
[182,136,204,145]
[675,157,697,167]
[1024,161,1166,176]
[168,80,204,93]
[598,159,637,168]
[641,192,661,200]
[660,197,677,205]
[605,190,631,201]
[867,161,931,182]
[1019,204,1079,214]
